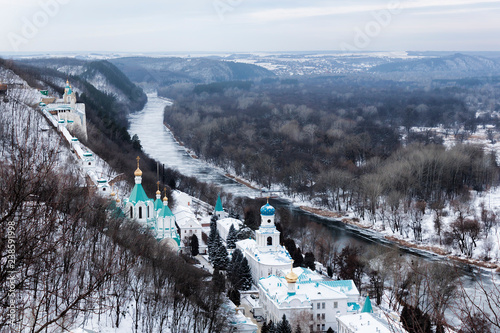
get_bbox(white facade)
[235,202,292,283]
[258,269,360,333]
[172,205,203,246]
[46,81,87,140]
[217,217,242,241]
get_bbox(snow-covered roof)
[236,238,292,266]
[259,274,351,310]
[217,217,242,233]
[279,267,324,282]
[172,205,202,229]
[337,312,407,333]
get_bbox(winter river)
[129,94,498,328]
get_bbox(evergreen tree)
[294,323,302,333]
[212,233,230,270]
[228,288,241,306]
[326,328,334,333]
[239,257,253,290]
[304,252,316,271]
[226,224,238,249]
[293,247,303,267]
[190,234,199,256]
[277,314,292,333]
[261,322,269,333]
[212,268,226,293]
[229,248,244,287]
[268,320,276,333]
[208,215,219,262]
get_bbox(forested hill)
[0,59,232,332]
[370,53,500,75]
[109,56,275,87]
[17,57,148,111]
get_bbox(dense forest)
[163,77,499,212]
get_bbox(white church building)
[235,201,292,283]
[45,80,88,140]
[122,157,181,249]
[258,267,360,332]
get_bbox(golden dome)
[134,156,142,176]
[163,196,168,202]
[285,267,298,284]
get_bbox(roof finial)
[156,181,161,195]
[267,196,269,204]
[163,187,168,202]
[134,156,143,176]
[285,260,298,284]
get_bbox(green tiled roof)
[159,203,174,218]
[347,302,360,312]
[154,198,163,211]
[316,280,355,291]
[129,184,150,204]
[215,194,223,212]
[361,296,373,313]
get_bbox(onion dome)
[260,202,275,216]
[285,268,298,284]
[134,156,142,176]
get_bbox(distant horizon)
[2,50,500,60]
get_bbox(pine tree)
[294,323,302,333]
[229,248,243,287]
[268,320,276,333]
[293,247,303,267]
[326,328,334,333]
[228,288,240,306]
[304,252,315,271]
[212,233,229,270]
[226,224,238,249]
[190,234,199,256]
[261,322,269,333]
[277,314,292,333]
[208,215,219,262]
[239,257,253,290]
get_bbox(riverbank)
[145,94,500,273]
[299,205,500,272]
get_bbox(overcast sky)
[1,0,499,54]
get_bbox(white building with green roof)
[258,267,360,333]
[123,157,180,248]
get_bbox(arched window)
[129,206,133,219]
[267,236,273,246]
[88,162,91,166]
[267,219,271,223]
[139,206,142,219]
[147,206,149,218]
